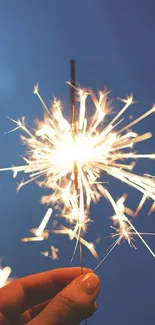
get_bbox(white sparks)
[1,84,155,261]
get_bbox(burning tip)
[33,83,39,95]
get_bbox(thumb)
[29,272,100,325]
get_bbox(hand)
[0,267,100,325]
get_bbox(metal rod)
[70,58,87,325]
[70,59,78,198]
[70,59,76,126]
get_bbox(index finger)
[0,267,90,324]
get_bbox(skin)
[0,267,100,325]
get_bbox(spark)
[52,226,99,259]
[0,265,12,288]
[51,245,59,260]
[1,84,155,262]
[21,208,52,242]
[30,208,52,237]
[41,251,49,257]
[21,236,45,242]
[41,245,59,260]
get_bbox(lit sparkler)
[1,63,155,262]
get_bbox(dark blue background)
[0,1,155,324]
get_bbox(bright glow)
[0,266,12,288]
[1,84,155,260]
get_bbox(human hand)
[0,267,100,325]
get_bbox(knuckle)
[55,294,76,312]
[55,293,91,314]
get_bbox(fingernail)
[75,272,100,295]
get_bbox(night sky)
[0,1,155,324]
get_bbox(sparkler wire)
[70,60,86,324]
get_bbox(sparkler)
[1,61,155,267]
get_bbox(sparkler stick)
[70,59,84,271]
[70,60,87,325]
[70,59,76,126]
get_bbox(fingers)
[20,301,97,324]
[0,312,9,325]
[0,267,90,324]
[28,272,100,325]
[20,300,51,324]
